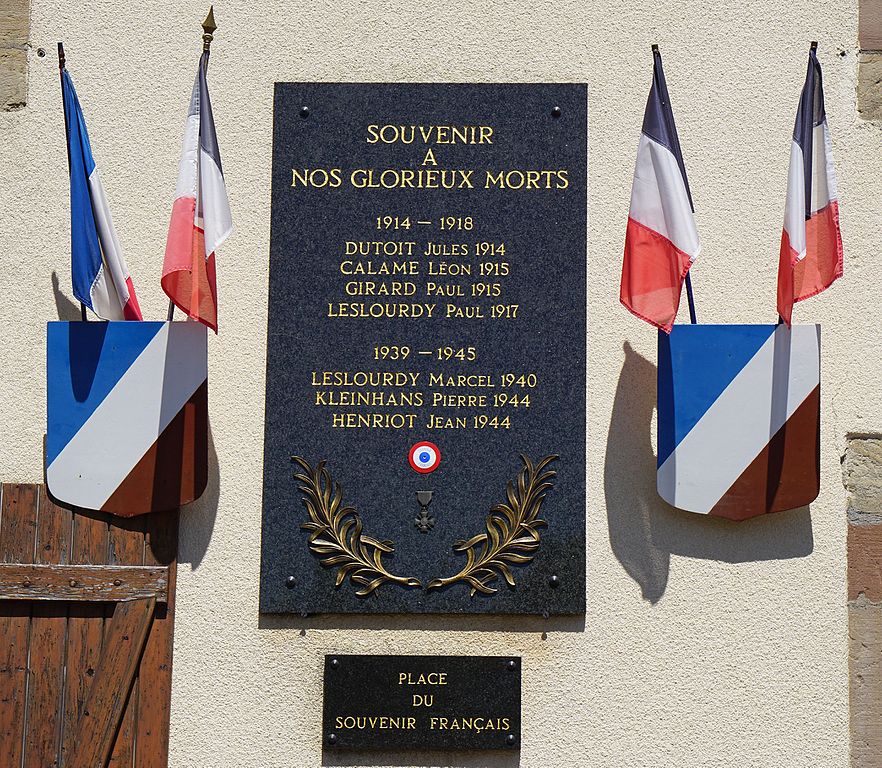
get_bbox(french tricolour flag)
[621,48,700,333]
[777,45,843,326]
[62,69,142,320]
[163,51,232,333]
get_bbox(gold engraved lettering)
[428,373,495,388]
[291,168,342,188]
[426,415,467,430]
[331,413,418,429]
[327,302,436,318]
[312,372,420,387]
[484,169,568,189]
[315,391,424,407]
[423,242,469,256]
[445,304,484,319]
[340,260,421,276]
[345,241,416,256]
[428,261,471,276]
[426,282,464,297]
[397,672,448,685]
[432,393,487,408]
[343,281,417,297]
[366,125,494,145]
[350,169,473,190]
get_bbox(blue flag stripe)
[793,49,826,221]
[640,48,694,212]
[197,52,224,174]
[62,70,103,310]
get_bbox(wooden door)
[0,483,177,767]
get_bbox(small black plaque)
[322,655,520,751]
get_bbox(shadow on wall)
[52,270,81,320]
[604,341,814,605]
[322,748,519,768]
[260,610,584,634]
[178,419,219,568]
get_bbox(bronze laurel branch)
[292,456,421,596]
[426,454,558,596]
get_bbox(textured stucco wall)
[0,1,876,766]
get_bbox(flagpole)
[651,43,697,325]
[58,43,89,322]
[684,274,696,324]
[167,6,216,322]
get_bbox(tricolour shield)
[657,324,820,521]
[46,321,208,517]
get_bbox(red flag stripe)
[162,196,218,332]
[621,217,694,333]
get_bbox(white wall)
[2,1,876,765]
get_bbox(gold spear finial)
[202,6,217,51]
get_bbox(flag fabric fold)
[163,51,232,333]
[621,48,700,333]
[62,69,142,321]
[777,46,843,325]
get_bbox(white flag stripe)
[88,265,119,320]
[46,323,207,510]
[200,147,232,254]
[782,123,839,263]
[87,169,132,319]
[811,122,837,213]
[657,325,820,514]
[628,133,701,260]
[782,140,807,260]
[174,114,200,199]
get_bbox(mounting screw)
[548,574,560,588]
[330,658,339,669]
[22,579,31,587]
[285,575,296,589]
[551,106,562,118]
[506,733,516,746]
[37,48,46,58]
[507,659,516,670]
[327,733,337,745]
[300,106,310,118]
[69,579,77,587]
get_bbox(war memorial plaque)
[322,655,521,751]
[260,84,587,615]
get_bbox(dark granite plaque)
[260,83,587,615]
[322,655,520,751]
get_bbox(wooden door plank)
[64,597,155,768]
[107,517,144,768]
[0,483,39,768]
[23,488,72,768]
[60,510,109,768]
[0,563,168,601]
[135,509,178,768]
